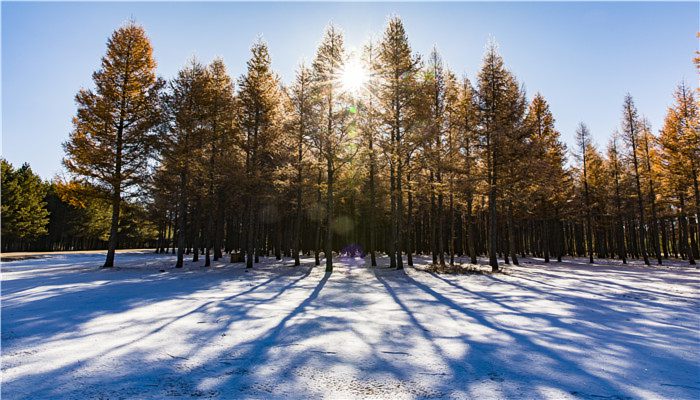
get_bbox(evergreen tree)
[1,160,50,250]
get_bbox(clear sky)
[2,1,698,179]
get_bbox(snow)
[2,251,699,399]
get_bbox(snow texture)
[2,251,699,399]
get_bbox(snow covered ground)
[2,251,699,399]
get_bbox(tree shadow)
[2,253,698,399]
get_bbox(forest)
[3,18,699,272]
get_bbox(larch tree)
[455,77,480,265]
[361,41,381,267]
[162,60,210,268]
[425,48,448,267]
[640,119,663,265]
[621,94,650,265]
[525,93,568,263]
[63,23,162,268]
[658,83,698,264]
[202,59,237,265]
[288,63,318,266]
[607,133,628,263]
[376,16,421,270]
[672,82,700,261]
[444,71,461,266]
[312,25,348,273]
[496,75,527,266]
[237,40,284,269]
[476,41,518,271]
[575,123,595,263]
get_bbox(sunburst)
[338,55,369,94]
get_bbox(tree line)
[1,159,156,252]
[4,19,698,271]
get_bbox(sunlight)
[339,55,368,94]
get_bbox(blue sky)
[2,1,698,179]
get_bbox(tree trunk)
[175,171,187,268]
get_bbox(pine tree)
[0,159,50,251]
[63,23,162,267]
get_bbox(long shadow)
[433,270,698,360]
[213,271,332,392]
[515,260,699,300]
[375,273,469,391]
[5,255,698,399]
[399,270,635,398]
[2,262,320,399]
[82,266,316,361]
[1,266,293,346]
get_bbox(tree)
[288,63,318,266]
[607,133,628,263]
[425,48,447,267]
[162,60,210,267]
[312,25,347,273]
[237,40,284,269]
[620,94,650,265]
[376,17,421,270]
[202,59,237,265]
[640,119,663,265]
[658,83,698,265]
[63,22,162,267]
[361,42,381,267]
[455,77,480,264]
[575,123,595,263]
[525,93,568,263]
[476,41,520,271]
[1,160,50,251]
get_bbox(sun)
[339,56,369,94]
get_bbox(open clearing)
[2,252,699,399]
